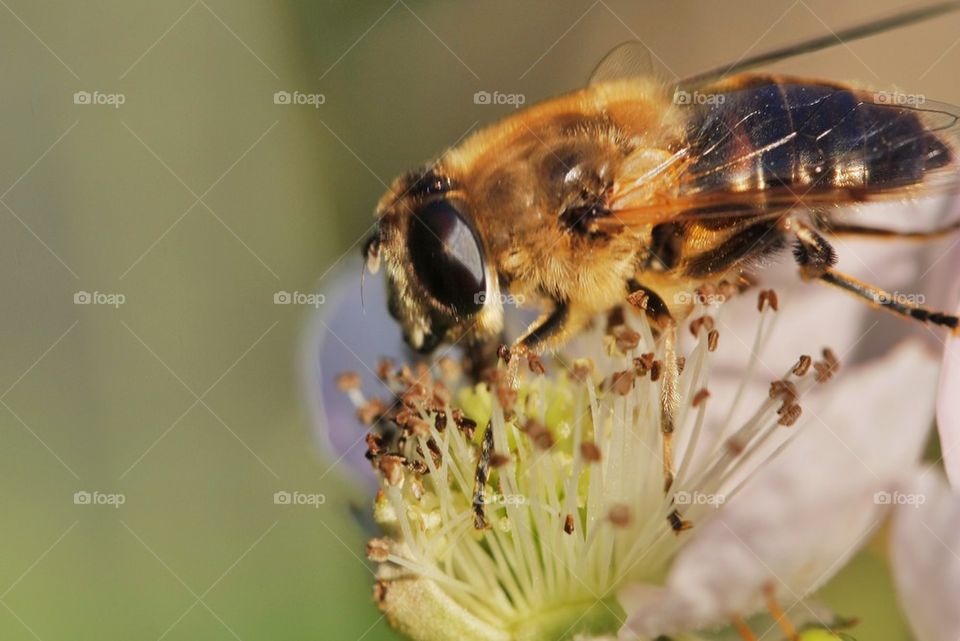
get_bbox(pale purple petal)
[890,471,960,641]
[619,340,939,639]
[299,257,411,488]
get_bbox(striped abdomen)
[678,76,956,199]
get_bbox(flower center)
[340,289,837,641]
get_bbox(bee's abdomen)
[680,78,954,198]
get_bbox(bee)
[364,4,960,361]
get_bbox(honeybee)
[364,5,960,361]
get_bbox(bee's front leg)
[510,300,570,357]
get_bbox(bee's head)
[365,168,498,354]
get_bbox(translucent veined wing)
[599,77,960,237]
[588,40,674,85]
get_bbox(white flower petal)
[620,340,939,639]
[891,471,960,641]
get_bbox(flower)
[306,259,942,641]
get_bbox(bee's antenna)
[681,1,960,89]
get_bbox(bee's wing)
[588,41,673,85]
[601,81,960,236]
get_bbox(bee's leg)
[513,300,570,355]
[792,222,960,332]
[627,283,679,492]
[502,301,570,383]
[815,217,960,241]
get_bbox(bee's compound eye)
[407,199,486,317]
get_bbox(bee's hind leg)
[627,283,679,493]
[791,221,959,333]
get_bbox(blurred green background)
[1,1,957,639]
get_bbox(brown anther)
[778,403,802,427]
[379,455,405,486]
[489,452,511,468]
[676,356,686,374]
[726,438,745,456]
[613,325,641,352]
[626,289,649,310]
[667,508,693,533]
[376,359,394,380]
[497,344,511,364]
[365,433,383,457]
[692,388,711,407]
[769,379,799,402]
[405,459,429,476]
[456,416,477,440]
[564,514,576,534]
[822,347,839,369]
[608,504,632,528]
[707,329,720,351]
[689,315,715,337]
[335,372,361,392]
[366,538,391,562]
[528,354,546,375]
[792,354,813,376]
[408,416,431,438]
[814,359,837,383]
[523,419,555,450]
[357,399,387,426]
[580,441,602,462]
[696,283,717,301]
[757,289,779,312]
[394,408,414,427]
[610,369,635,395]
[718,280,738,299]
[571,358,594,383]
[633,352,655,376]
[403,383,429,405]
[650,360,662,382]
[434,411,447,431]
